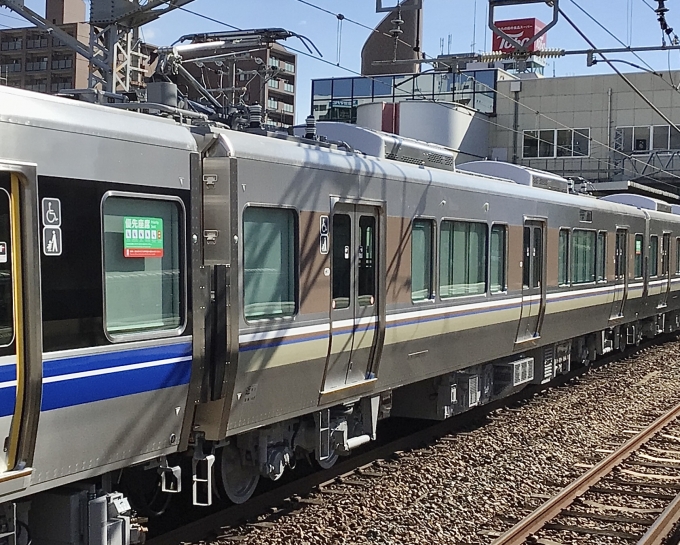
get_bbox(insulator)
[305,115,317,140]
[391,18,404,26]
[249,103,262,128]
[478,51,507,62]
[534,48,566,58]
[390,28,404,37]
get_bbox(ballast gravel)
[208,338,680,545]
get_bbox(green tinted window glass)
[103,196,183,336]
[596,232,606,282]
[490,225,506,293]
[411,219,433,302]
[635,234,644,278]
[558,229,569,285]
[440,221,487,298]
[243,207,297,320]
[650,235,659,277]
[572,230,596,284]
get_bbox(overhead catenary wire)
[559,7,680,139]
[295,0,435,62]
[569,0,657,74]
[175,5,680,188]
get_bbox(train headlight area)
[0,84,678,544]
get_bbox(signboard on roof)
[493,18,547,53]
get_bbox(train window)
[596,231,606,282]
[243,207,297,320]
[490,224,507,293]
[635,234,644,278]
[532,227,543,288]
[662,234,671,276]
[650,235,659,277]
[676,238,680,274]
[440,220,487,298]
[522,227,530,288]
[102,195,184,338]
[0,187,13,347]
[558,229,570,286]
[358,216,376,307]
[572,230,596,284]
[615,231,627,280]
[411,219,434,302]
[332,213,351,310]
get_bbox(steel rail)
[637,491,680,545]
[492,399,680,545]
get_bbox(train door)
[610,229,628,319]
[324,203,380,392]
[0,167,41,492]
[516,220,545,343]
[661,232,672,307]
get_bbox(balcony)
[1,40,22,51]
[281,62,295,74]
[283,82,294,93]
[25,60,48,72]
[268,79,279,89]
[282,103,294,113]
[267,98,278,110]
[51,58,73,70]
[0,63,21,73]
[26,38,48,49]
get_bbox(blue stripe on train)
[0,342,192,417]
[41,358,192,411]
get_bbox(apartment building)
[0,0,88,93]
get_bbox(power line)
[295,0,433,62]
[559,6,680,138]
[568,0,656,74]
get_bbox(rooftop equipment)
[600,193,672,213]
[457,161,570,193]
[296,122,455,171]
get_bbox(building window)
[243,207,297,320]
[616,125,680,152]
[25,57,48,72]
[102,195,184,338]
[635,234,644,278]
[411,219,434,302]
[0,38,22,51]
[440,221,487,298]
[523,129,590,158]
[25,34,48,49]
[650,235,659,277]
[572,229,596,284]
[490,224,507,293]
[558,228,570,286]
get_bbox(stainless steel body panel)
[0,87,196,189]
[195,130,675,437]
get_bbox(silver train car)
[0,84,679,543]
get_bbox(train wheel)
[215,444,260,504]
[120,466,172,518]
[315,450,339,470]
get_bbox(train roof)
[211,128,653,220]
[0,87,197,188]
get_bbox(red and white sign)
[492,18,547,53]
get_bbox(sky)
[2,0,680,123]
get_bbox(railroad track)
[492,399,680,545]
[146,337,677,545]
